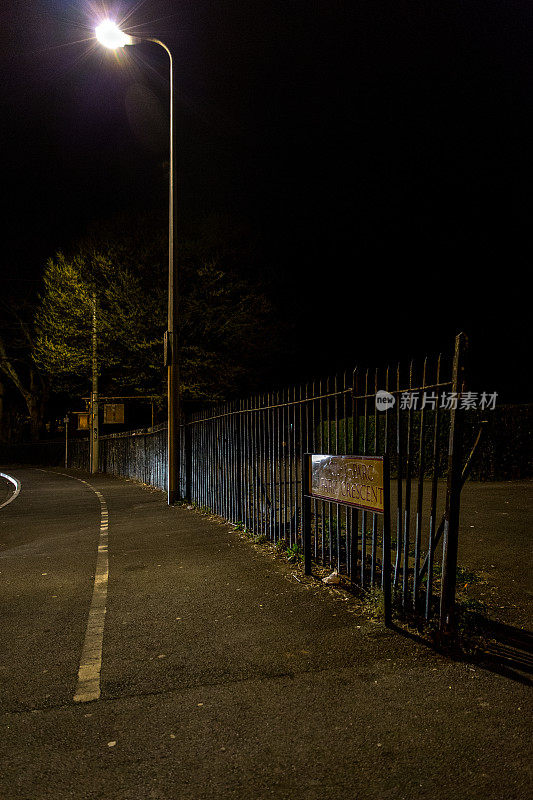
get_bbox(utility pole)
[94,23,180,504]
[64,415,69,469]
[165,39,180,504]
[90,294,99,474]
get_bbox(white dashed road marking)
[74,486,109,702]
[36,470,109,703]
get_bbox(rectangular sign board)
[76,412,90,430]
[104,403,124,425]
[308,454,386,514]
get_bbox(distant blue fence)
[99,423,168,491]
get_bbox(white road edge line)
[0,472,21,509]
[36,469,109,703]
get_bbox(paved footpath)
[0,467,531,800]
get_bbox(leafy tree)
[179,258,274,400]
[34,214,284,405]
[0,294,49,439]
[34,251,164,397]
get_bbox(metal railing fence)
[55,334,476,630]
[185,334,473,629]
[99,423,167,490]
[186,336,468,618]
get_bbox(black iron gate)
[187,333,483,632]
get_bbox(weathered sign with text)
[104,403,125,425]
[308,454,385,513]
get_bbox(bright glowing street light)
[95,20,134,48]
[95,20,180,505]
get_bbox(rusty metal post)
[439,332,468,634]
[302,453,312,575]
[382,454,392,626]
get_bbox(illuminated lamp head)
[95,20,133,49]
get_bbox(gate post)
[439,332,468,634]
[302,453,312,575]
[184,414,192,504]
[235,401,243,524]
[382,455,392,627]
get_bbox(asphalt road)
[458,481,533,627]
[0,475,15,508]
[0,467,531,800]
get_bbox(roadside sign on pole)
[104,403,125,424]
[76,412,90,430]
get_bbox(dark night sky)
[0,0,531,400]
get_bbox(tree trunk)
[25,369,47,441]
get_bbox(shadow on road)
[468,618,533,686]
[389,616,533,688]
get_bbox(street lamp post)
[95,20,180,504]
